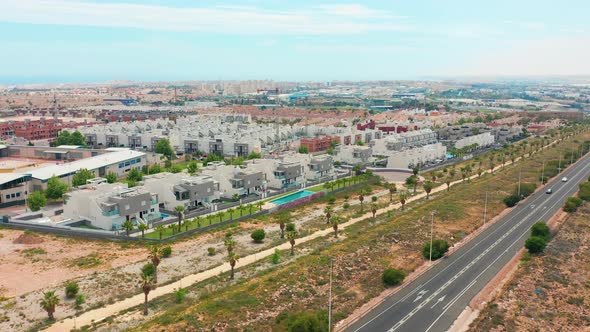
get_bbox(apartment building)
[334,145,373,165]
[455,132,495,149]
[306,155,336,182]
[63,182,160,231]
[299,136,339,152]
[371,129,437,155]
[199,163,266,199]
[386,143,447,169]
[0,173,31,208]
[142,172,220,211]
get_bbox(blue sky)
[1,0,589,84]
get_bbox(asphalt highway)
[345,152,590,332]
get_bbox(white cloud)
[0,0,410,35]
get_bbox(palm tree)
[324,206,333,224]
[423,180,434,199]
[121,219,134,236]
[224,237,237,253]
[138,223,148,238]
[148,246,162,283]
[183,218,193,232]
[247,203,255,215]
[477,168,483,178]
[371,204,378,220]
[140,272,156,315]
[155,225,165,240]
[256,201,264,211]
[216,211,224,223]
[387,182,396,203]
[323,181,333,192]
[445,177,452,191]
[330,217,340,238]
[226,208,235,220]
[238,204,245,217]
[174,205,185,231]
[398,191,409,210]
[287,231,297,255]
[40,291,60,320]
[277,212,290,238]
[359,194,365,212]
[228,251,239,279]
[207,214,214,225]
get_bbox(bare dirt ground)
[468,205,590,332]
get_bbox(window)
[16,192,20,197]
[119,162,124,168]
[150,208,155,212]
[5,195,9,200]
[11,193,15,198]
[125,204,130,210]
[125,161,130,166]
[207,187,211,193]
[130,159,136,165]
[136,158,141,163]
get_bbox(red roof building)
[300,136,340,152]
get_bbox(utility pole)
[328,257,333,332]
[483,191,488,225]
[429,211,436,264]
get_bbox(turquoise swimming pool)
[271,190,315,205]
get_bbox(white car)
[546,188,552,194]
[562,177,568,182]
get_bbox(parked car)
[562,177,568,182]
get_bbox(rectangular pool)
[270,190,315,205]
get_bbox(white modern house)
[142,172,221,211]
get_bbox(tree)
[531,222,550,240]
[256,201,264,211]
[148,246,162,283]
[251,229,266,243]
[277,212,290,239]
[371,204,378,220]
[155,225,165,240]
[227,208,235,220]
[423,181,434,199]
[40,291,60,320]
[298,145,309,154]
[127,168,143,182]
[287,231,297,255]
[412,167,419,176]
[138,223,149,238]
[285,311,328,332]
[398,191,409,210]
[65,281,79,299]
[154,138,174,159]
[421,239,449,260]
[525,236,547,254]
[246,151,261,160]
[174,205,185,231]
[187,161,198,174]
[45,176,68,200]
[224,237,237,253]
[331,217,341,238]
[445,177,452,191]
[359,194,365,212]
[352,165,362,176]
[121,219,134,236]
[503,194,520,207]
[72,168,94,187]
[324,206,333,224]
[55,130,71,146]
[387,182,396,203]
[382,268,406,286]
[406,175,417,194]
[228,251,239,279]
[105,171,117,183]
[70,131,86,146]
[28,190,47,211]
[140,272,156,315]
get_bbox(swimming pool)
[160,213,170,218]
[270,190,315,205]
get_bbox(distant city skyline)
[1,0,589,85]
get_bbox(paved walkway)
[43,145,547,331]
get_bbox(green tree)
[148,246,162,282]
[28,190,47,212]
[287,231,297,255]
[127,168,143,182]
[65,281,79,299]
[174,205,185,231]
[55,130,71,146]
[187,161,198,174]
[45,176,68,200]
[382,268,406,286]
[70,131,86,146]
[250,229,266,243]
[285,311,328,332]
[138,223,149,238]
[228,251,239,280]
[154,138,174,159]
[105,171,117,183]
[398,191,409,210]
[330,216,341,238]
[224,237,237,253]
[298,145,309,154]
[155,225,165,240]
[140,272,156,315]
[525,236,547,254]
[423,180,434,199]
[531,222,551,240]
[276,212,290,239]
[386,182,396,203]
[421,239,449,260]
[324,206,333,224]
[246,151,261,160]
[121,219,134,236]
[40,291,60,320]
[72,168,94,187]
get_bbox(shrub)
[531,222,550,240]
[343,195,350,200]
[578,182,590,201]
[327,196,336,204]
[282,311,328,332]
[525,236,547,254]
[75,294,85,309]
[382,268,406,286]
[342,203,350,209]
[421,239,449,260]
[65,282,79,299]
[503,194,520,207]
[174,287,186,303]
[207,247,216,256]
[286,222,296,232]
[161,246,172,258]
[517,183,537,198]
[271,249,281,264]
[251,229,266,243]
[563,201,578,213]
[371,196,378,202]
[141,263,155,277]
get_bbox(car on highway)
[546,188,552,194]
[562,177,568,182]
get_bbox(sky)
[1,0,590,84]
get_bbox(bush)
[563,201,578,213]
[567,196,583,207]
[327,196,336,204]
[525,236,547,254]
[75,294,85,309]
[578,182,590,201]
[283,311,328,332]
[271,249,281,264]
[343,195,349,200]
[207,247,216,256]
[65,281,79,299]
[531,222,550,240]
[161,246,172,258]
[342,203,350,209]
[382,268,406,286]
[371,196,378,202]
[286,222,296,232]
[517,183,537,198]
[421,239,449,260]
[251,229,266,243]
[174,287,186,303]
[503,194,520,207]
[141,262,155,277]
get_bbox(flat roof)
[24,149,145,181]
[56,145,83,149]
[0,173,31,185]
[43,150,69,154]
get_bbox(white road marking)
[430,295,446,309]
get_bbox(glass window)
[16,192,20,197]
[136,158,141,163]
[119,162,124,168]
[11,193,15,198]
[5,195,9,200]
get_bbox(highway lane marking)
[349,155,590,332]
[385,159,590,332]
[423,160,590,332]
[413,290,428,303]
[430,295,446,309]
